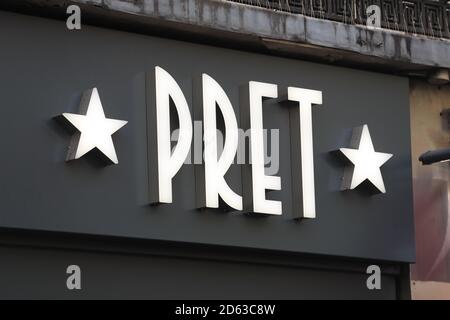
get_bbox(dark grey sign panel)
[0,11,415,262]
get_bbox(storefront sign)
[0,20,415,262]
[61,67,394,221]
[147,67,324,218]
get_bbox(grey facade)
[0,0,441,299]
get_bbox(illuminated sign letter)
[241,81,282,215]
[148,66,193,203]
[287,87,322,219]
[195,74,243,210]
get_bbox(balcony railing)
[228,0,450,39]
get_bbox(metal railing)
[228,0,450,39]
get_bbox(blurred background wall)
[410,79,450,298]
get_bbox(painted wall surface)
[0,231,402,299]
[410,79,450,283]
[0,11,414,263]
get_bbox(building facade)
[0,0,449,299]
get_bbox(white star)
[62,88,127,164]
[339,125,393,193]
